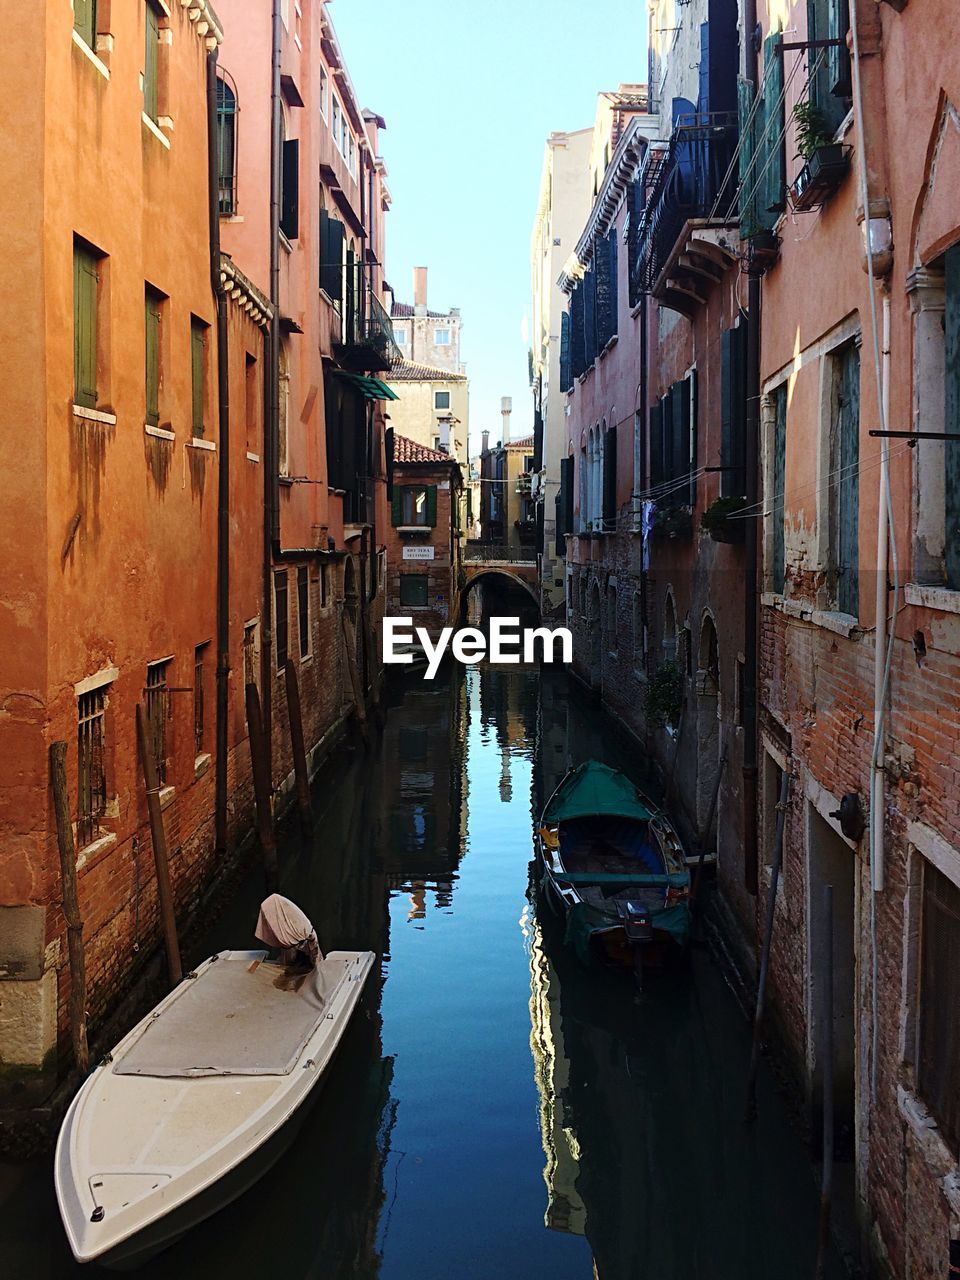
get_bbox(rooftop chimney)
[413,267,428,311]
[501,396,512,440]
[481,429,490,454]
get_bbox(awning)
[334,371,399,401]
[543,761,653,824]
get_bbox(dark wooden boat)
[537,761,691,971]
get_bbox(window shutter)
[560,311,571,393]
[596,236,614,350]
[661,391,675,497]
[603,425,618,527]
[720,326,747,498]
[426,485,438,527]
[74,247,98,409]
[74,0,95,45]
[391,483,403,526]
[760,33,786,217]
[144,2,160,123]
[827,0,852,99]
[344,247,356,342]
[686,370,698,506]
[191,321,205,437]
[281,138,300,240]
[145,292,161,427]
[321,214,344,301]
[836,345,860,615]
[649,401,663,491]
[583,266,597,365]
[384,426,395,501]
[946,246,960,589]
[671,380,689,501]
[772,384,787,592]
[737,77,759,239]
[608,231,618,340]
[560,455,574,541]
[570,283,586,381]
[627,179,645,307]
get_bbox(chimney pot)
[413,266,428,309]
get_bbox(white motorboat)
[55,943,375,1267]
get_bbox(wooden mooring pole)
[283,659,313,836]
[692,739,728,914]
[49,742,89,1075]
[245,681,279,891]
[745,767,790,1122]
[341,611,369,745]
[135,704,182,986]
[815,884,835,1279]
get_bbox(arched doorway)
[696,613,721,841]
[588,580,602,689]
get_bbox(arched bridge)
[462,545,539,609]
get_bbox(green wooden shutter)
[321,214,344,301]
[583,266,597,365]
[827,0,852,98]
[74,0,96,46]
[720,326,747,497]
[836,344,860,615]
[760,33,786,217]
[144,2,159,123]
[687,370,698,506]
[772,384,787,592]
[596,235,615,350]
[946,245,960,590]
[649,402,663,491]
[191,319,205,437]
[559,311,571,393]
[391,484,402,526]
[603,425,618,527]
[425,485,438,528]
[671,380,687,499]
[281,139,300,240]
[74,245,98,409]
[145,290,161,426]
[570,283,585,381]
[738,77,760,239]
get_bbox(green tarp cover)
[335,371,399,401]
[558,871,689,890]
[544,761,653,824]
[564,901,691,966]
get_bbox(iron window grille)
[918,862,960,1155]
[194,645,207,756]
[145,660,170,786]
[77,687,107,847]
[216,72,239,216]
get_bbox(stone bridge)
[461,545,539,612]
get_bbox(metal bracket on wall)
[869,430,960,448]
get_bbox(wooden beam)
[50,742,89,1075]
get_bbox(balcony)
[335,264,401,373]
[630,112,740,316]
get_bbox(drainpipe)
[872,295,891,892]
[207,49,231,858]
[742,0,761,897]
[261,0,283,770]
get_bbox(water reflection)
[0,665,843,1280]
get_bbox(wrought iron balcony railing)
[630,111,739,298]
[337,264,401,372]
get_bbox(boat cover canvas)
[564,901,691,966]
[255,894,321,966]
[544,762,653,825]
[114,953,336,1078]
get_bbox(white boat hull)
[55,949,375,1267]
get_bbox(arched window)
[216,72,238,216]
[662,592,677,665]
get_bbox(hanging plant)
[701,495,748,544]
[645,660,683,729]
[651,504,693,539]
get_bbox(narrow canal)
[1,663,845,1279]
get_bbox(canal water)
[0,663,845,1279]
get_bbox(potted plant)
[701,494,748,544]
[651,504,693,540]
[791,102,849,211]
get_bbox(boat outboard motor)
[255,894,322,970]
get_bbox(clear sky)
[330,0,647,457]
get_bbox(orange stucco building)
[0,0,395,1103]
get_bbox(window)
[944,244,960,589]
[650,372,697,509]
[144,2,161,124]
[216,74,238,215]
[806,0,851,131]
[74,240,100,409]
[278,340,289,475]
[828,343,860,616]
[396,327,407,345]
[243,619,259,690]
[772,383,787,592]
[917,862,960,1155]
[245,352,259,453]
[145,286,163,428]
[762,750,785,867]
[77,685,108,847]
[735,657,746,727]
[720,323,747,498]
[274,570,289,669]
[319,65,328,119]
[392,485,437,528]
[146,660,170,786]
[281,135,300,240]
[434,328,451,346]
[319,564,328,608]
[297,565,310,658]
[348,134,356,178]
[194,643,208,756]
[435,390,451,411]
[74,0,97,49]
[190,317,207,438]
[332,98,342,151]
[400,575,429,608]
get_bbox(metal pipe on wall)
[872,295,891,892]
